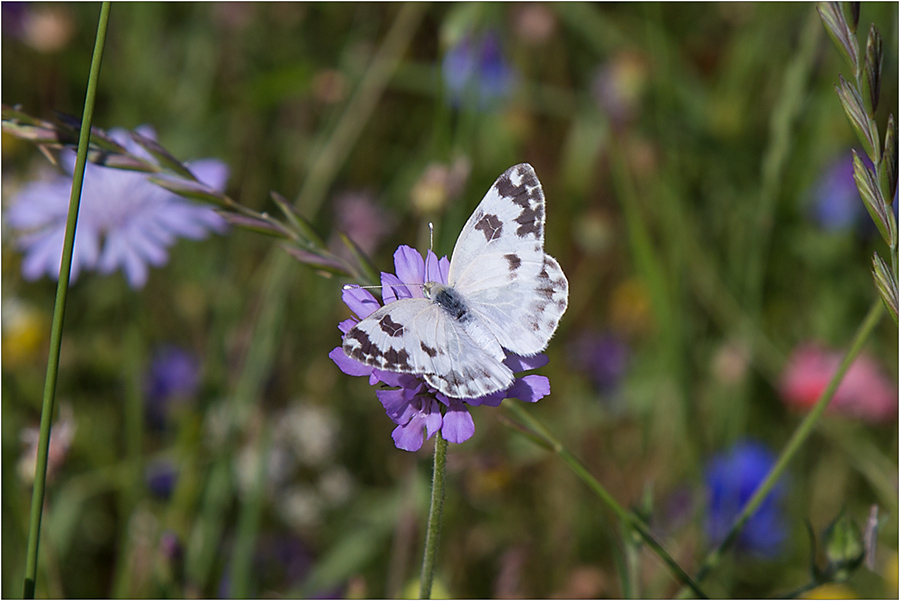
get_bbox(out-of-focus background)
[2,3,897,598]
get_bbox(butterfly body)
[343,163,568,399]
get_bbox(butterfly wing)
[342,298,515,398]
[448,163,568,356]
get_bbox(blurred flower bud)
[2,297,47,369]
[818,513,865,583]
[513,3,556,46]
[410,158,471,215]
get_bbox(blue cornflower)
[329,245,551,452]
[704,440,787,557]
[6,125,228,289]
[144,344,201,429]
[442,30,516,109]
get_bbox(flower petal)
[440,398,475,443]
[341,286,381,319]
[506,375,550,403]
[329,347,373,377]
[504,353,549,372]
[392,245,425,291]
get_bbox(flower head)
[780,343,897,423]
[442,30,516,109]
[704,440,787,558]
[330,245,551,452]
[809,153,869,232]
[568,330,629,393]
[144,344,201,428]
[6,125,229,289]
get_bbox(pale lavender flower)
[6,125,229,289]
[330,245,551,452]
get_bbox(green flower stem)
[23,3,111,598]
[419,431,448,599]
[112,323,146,597]
[230,425,273,598]
[678,299,884,597]
[503,401,708,599]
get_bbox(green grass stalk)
[678,299,884,597]
[230,425,273,598]
[186,7,425,590]
[112,323,146,597]
[419,431,448,599]
[503,401,708,599]
[22,3,111,597]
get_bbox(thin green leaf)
[872,253,898,324]
[220,212,291,238]
[852,151,892,244]
[88,150,157,172]
[149,174,230,207]
[130,130,196,180]
[270,191,327,248]
[1,118,60,143]
[280,244,352,276]
[337,231,380,285]
[861,24,883,116]
[836,77,879,159]
[817,2,859,75]
[881,114,897,203]
[846,2,860,33]
[54,111,127,154]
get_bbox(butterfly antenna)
[428,222,434,251]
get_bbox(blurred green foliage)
[2,3,897,598]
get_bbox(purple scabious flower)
[442,30,516,109]
[704,440,787,558]
[329,245,551,452]
[144,344,201,429]
[6,125,229,289]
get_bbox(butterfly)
[342,163,568,399]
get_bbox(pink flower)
[780,344,897,423]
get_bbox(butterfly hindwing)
[343,298,515,398]
[464,254,568,356]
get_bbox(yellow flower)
[802,583,857,599]
[2,298,47,368]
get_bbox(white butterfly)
[342,163,568,399]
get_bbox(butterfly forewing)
[449,164,547,291]
[342,298,515,398]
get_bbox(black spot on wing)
[496,164,540,208]
[378,314,404,337]
[420,341,438,357]
[345,326,412,371]
[474,213,503,242]
[515,203,543,238]
[493,165,544,240]
[504,253,522,271]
